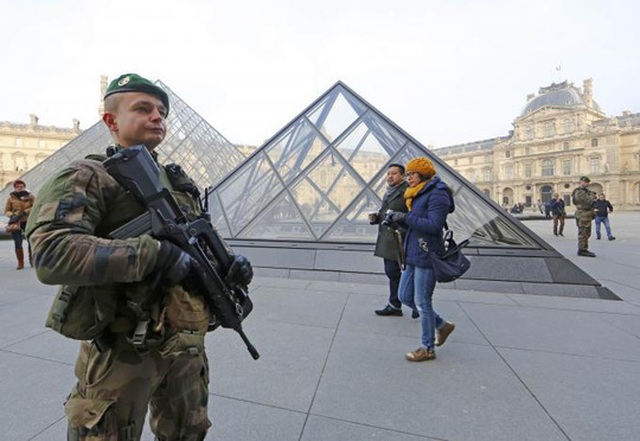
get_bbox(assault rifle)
[103,145,259,360]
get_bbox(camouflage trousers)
[576,215,593,251]
[65,337,211,441]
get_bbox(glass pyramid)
[209,81,552,251]
[0,80,246,202]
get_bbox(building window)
[469,156,474,164]
[524,163,532,178]
[563,142,569,150]
[562,159,572,175]
[524,125,534,140]
[15,138,23,147]
[544,121,555,137]
[563,118,574,134]
[483,168,492,181]
[590,157,600,174]
[505,150,511,158]
[525,147,531,155]
[505,165,513,180]
[591,138,599,147]
[38,139,46,148]
[541,159,554,177]
[454,158,458,166]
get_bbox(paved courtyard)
[1,212,639,440]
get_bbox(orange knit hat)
[405,157,436,179]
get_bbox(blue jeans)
[595,216,613,238]
[398,264,444,349]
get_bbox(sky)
[2,0,639,149]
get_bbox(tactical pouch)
[163,286,210,335]
[46,285,118,340]
[65,396,117,439]
[158,330,205,359]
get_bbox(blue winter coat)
[403,175,454,268]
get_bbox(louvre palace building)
[434,78,640,210]
[0,115,81,189]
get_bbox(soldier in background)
[26,73,252,440]
[571,176,597,257]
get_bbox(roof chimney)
[99,75,109,116]
[583,78,593,108]
[526,93,535,101]
[73,119,80,132]
[29,114,39,126]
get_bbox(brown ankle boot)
[16,248,24,270]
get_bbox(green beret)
[104,73,169,114]
[580,176,591,182]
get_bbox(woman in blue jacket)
[385,157,455,361]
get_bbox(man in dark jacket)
[594,193,616,240]
[369,163,417,318]
[548,193,566,236]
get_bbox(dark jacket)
[549,199,565,217]
[594,199,613,218]
[403,176,453,268]
[373,181,408,260]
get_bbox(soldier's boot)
[15,248,24,270]
[578,249,596,257]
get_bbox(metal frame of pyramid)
[209,81,617,299]
[0,80,246,202]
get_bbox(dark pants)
[11,222,28,250]
[384,258,402,309]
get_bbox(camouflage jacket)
[26,155,209,342]
[571,187,596,212]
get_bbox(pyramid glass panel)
[265,118,329,184]
[1,79,245,203]
[216,152,284,236]
[239,193,315,240]
[208,81,554,252]
[323,189,383,241]
[307,85,367,143]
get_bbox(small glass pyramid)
[0,80,246,201]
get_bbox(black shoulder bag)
[421,225,471,283]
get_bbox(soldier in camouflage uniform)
[571,176,597,257]
[26,73,253,441]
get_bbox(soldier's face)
[104,92,167,150]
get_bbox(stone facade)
[0,115,81,189]
[434,79,640,211]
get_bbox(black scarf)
[11,190,29,199]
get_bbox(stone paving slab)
[1,212,640,440]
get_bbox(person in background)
[369,163,418,319]
[549,193,566,236]
[594,193,616,241]
[571,176,597,257]
[384,157,455,362]
[4,179,35,269]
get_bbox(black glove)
[226,255,253,287]
[384,210,407,225]
[9,215,19,224]
[19,210,27,217]
[156,241,195,286]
